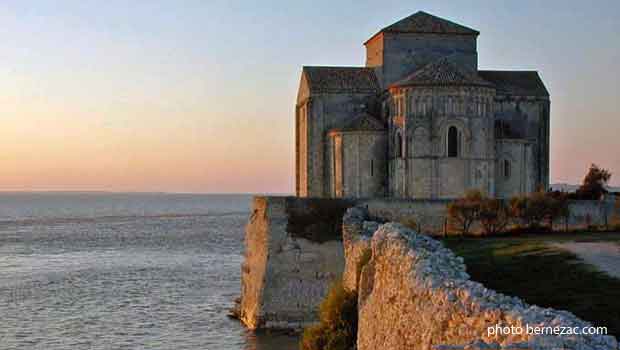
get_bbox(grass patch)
[444,232,620,337]
[300,281,357,350]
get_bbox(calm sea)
[0,192,298,350]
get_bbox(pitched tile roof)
[330,113,386,133]
[390,57,493,88]
[303,66,380,94]
[365,11,478,44]
[478,71,549,97]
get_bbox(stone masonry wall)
[358,198,620,235]
[358,198,450,235]
[563,198,619,229]
[238,196,351,329]
[342,207,618,350]
[239,196,620,331]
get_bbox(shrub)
[479,198,510,235]
[509,191,569,230]
[511,191,546,228]
[447,189,484,235]
[300,281,358,350]
[545,192,570,230]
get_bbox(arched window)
[395,132,403,158]
[447,126,459,158]
[503,159,511,179]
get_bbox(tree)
[576,164,612,200]
[479,198,510,235]
[509,191,570,231]
[447,190,484,235]
[509,191,551,230]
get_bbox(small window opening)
[504,160,511,179]
[448,126,459,158]
[371,159,374,177]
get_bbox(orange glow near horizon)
[0,86,295,193]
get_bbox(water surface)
[0,192,298,349]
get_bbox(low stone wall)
[358,198,450,235]
[562,198,619,229]
[611,195,620,226]
[359,197,620,235]
[343,207,618,350]
[238,196,352,329]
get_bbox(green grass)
[443,232,620,337]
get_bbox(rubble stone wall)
[342,207,618,350]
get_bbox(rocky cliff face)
[238,197,350,329]
[342,207,618,350]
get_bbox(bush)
[448,190,571,235]
[447,190,484,235]
[509,191,569,231]
[479,198,510,235]
[545,192,570,230]
[509,192,544,228]
[300,281,358,350]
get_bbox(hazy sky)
[0,1,618,193]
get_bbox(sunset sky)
[0,0,618,193]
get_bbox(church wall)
[300,92,378,198]
[389,159,407,197]
[365,34,384,68]
[298,105,309,197]
[495,140,536,197]
[494,96,550,191]
[409,158,433,198]
[331,131,387,198]
[295,75,311,197]
[437,159,468,197]
[381,33,478,86]
[357,132,387,197]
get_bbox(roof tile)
[366,11,478,44]
[330,113,386,132]
[303,66,380,94]
[391,57,493,88]
[478,70,549,97]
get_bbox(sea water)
[0,192,297,349]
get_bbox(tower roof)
[390,57,492,88]
[365,11,479,45]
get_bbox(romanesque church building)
[295,11,550,199]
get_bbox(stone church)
[295,11,550,199]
